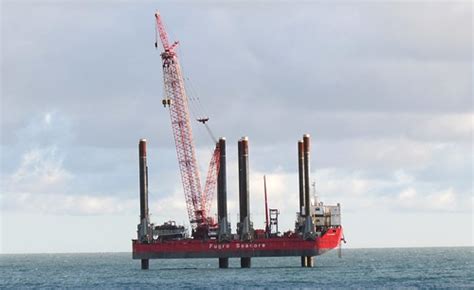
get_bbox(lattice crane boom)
[155,11,179,51]
[154,11,219,232]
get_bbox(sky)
[1,0,472,253]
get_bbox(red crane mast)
[154,11,219,235]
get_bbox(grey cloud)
[2,2,471,143]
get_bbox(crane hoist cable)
[179,49,217,145]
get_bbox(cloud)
[2,2,472,149]
[2,112,73,192]
[1,98,471,222]
[0,112,137,215]
[7,146,72,193]
[392,188,460,212]
[198,164,471,232]
[1,192,136,215]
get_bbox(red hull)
[133,227,342,259]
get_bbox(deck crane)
[154,11,220,239]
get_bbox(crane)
[154,11,220,239]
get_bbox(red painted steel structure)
[155,11,219,227]
[203,146,220,218]
[133,227,343,259]
[264,175,270,235]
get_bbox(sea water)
[1,247,473,288]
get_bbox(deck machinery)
[131,11,344,269]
